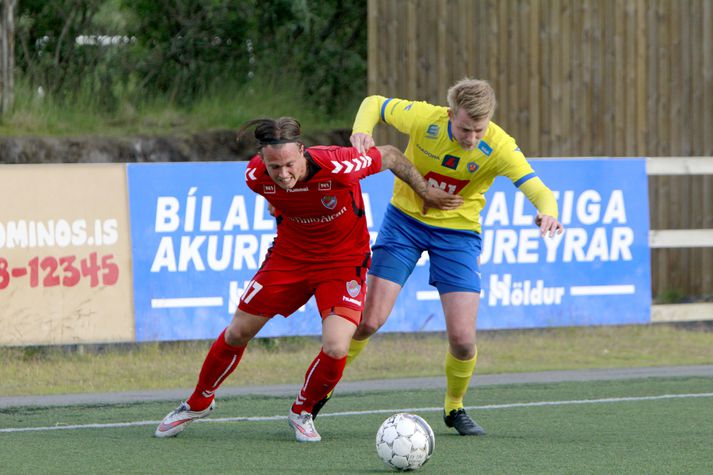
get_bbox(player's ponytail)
[236,117,303,148]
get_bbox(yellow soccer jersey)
[353,95,558,233]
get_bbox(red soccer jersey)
[245,145,383,266]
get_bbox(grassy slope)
[1,323,712,397]
[1,78,357,137]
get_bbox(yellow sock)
[444,349,478,414]
[346,337,370,367]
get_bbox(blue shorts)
[371,205,482,293]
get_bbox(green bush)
[14,0,366,119]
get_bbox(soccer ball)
[375,413,435,471]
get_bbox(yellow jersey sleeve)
[352,95,435,137]
[518,177,559,217]
[492,133,559,218]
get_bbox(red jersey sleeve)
[244,154,264,192]
[306,146,382,184]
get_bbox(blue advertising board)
[127,158,651,341]
[381,158,652,332]
[128,162,292,341]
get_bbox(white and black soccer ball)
[375,413,435,471]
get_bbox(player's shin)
[292,349,346,414]
[444,349,478,413]
[186,328,246,411]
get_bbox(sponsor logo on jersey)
[346,279,361,297]
[424,171,470,194]
[426,124,440,139]
[321,195,337,209]
[416,143,440,160]
[286,186,308,193]
[478,140,493,156]
[467,161,479,173]
[441,154,460,170]
[318,181,332,191]
[263,184,276,194]
[288,206,346,224]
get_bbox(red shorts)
[237,252,370,325]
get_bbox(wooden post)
[0,0,16,117]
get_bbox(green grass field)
[2,376,712,474]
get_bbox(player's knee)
[356,318,382,338]
[321,341,349,359]
[449,338,476,360]
[224,324,251,347]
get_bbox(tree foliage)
[15,0,366,115]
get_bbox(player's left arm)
[496,142,564,237]
[377,145,463,211]
[518,178,564,237]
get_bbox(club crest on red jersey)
[321,195,337,209]
[346,279,361,298]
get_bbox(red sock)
[291,349,346,414]
[187,329,246,411]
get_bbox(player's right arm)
[351,95,431,154]
[350,95,381,153]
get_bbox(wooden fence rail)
[647,158,713,316]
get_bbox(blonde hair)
[446,78,496,121]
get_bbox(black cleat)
[310,393,332,420]
[443,408,486,436]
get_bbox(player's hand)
[267,202,276,217]
[421,186,464,214]
[350,132,375,155]
[535,213,564,237]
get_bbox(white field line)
[151,297,223,308]
[2,392,712,434]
